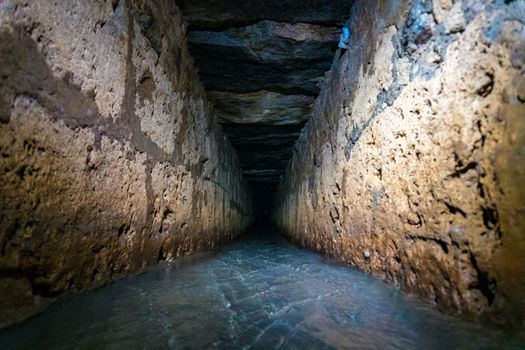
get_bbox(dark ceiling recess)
[178,0,356,211]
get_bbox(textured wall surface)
[0,0,253,328]
[273,0,525,326]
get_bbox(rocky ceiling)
[177,0,356,210]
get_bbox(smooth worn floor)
[1,223,523,349]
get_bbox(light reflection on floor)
[1,224,523,349]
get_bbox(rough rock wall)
[273,0,525,327]
[0,0,253,328]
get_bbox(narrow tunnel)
[178,0,348,215]
[177,0,353,219]
[0,0,524,348]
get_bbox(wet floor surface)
[1,225,524,349]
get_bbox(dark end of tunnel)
[248,181,278,222]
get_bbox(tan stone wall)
[0,0,253,328]
[273,0,525,327]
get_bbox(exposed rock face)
[0,0,253,328]
[208,91,314,126]
[179,2,355,210]
[273,0,525,327]
[176,0,357,29]
[188,21,339,94]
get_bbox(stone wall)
[273,0,525,327]
[0,0,253,328]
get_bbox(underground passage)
[0,0,524,348]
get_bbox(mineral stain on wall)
[0,0,253,328]
[273,0,525,327]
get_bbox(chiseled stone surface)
[273,0,525,327]
[187,21,340,94]
[208,90,314,126]
[0,0,253,328]
[176,0,356,29]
